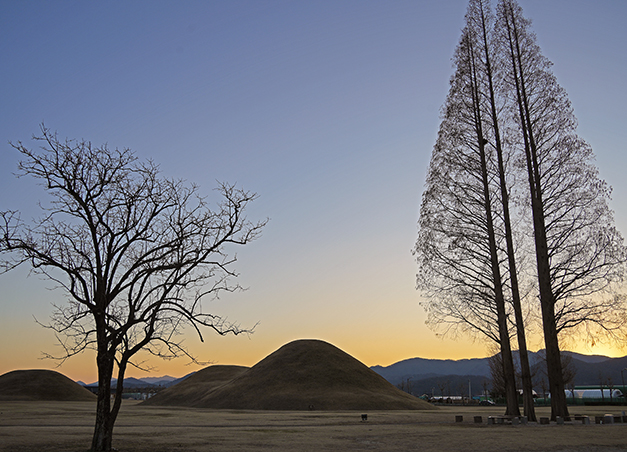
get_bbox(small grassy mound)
[142,365,249,406]
[0,369,96,401]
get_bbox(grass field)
[1,401,627,451]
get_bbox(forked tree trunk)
[91,350,128,452]
[92,413,114,452]
[92,353,115,452]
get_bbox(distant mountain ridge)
[80,373,194,389]
[371,351,627,395]
[371,357,491,381]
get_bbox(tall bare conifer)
[418,0,625,422]
[468,0,536,420]
[496,0,626,420]
[415,0,519,416]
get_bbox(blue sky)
[1,0,625,382]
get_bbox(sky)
[1,0,626,383]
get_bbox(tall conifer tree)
[417,0,626,422]
[415,0,520,416]
[496,0,626,420]
[467,0,535,421]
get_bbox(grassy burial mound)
[142,365,249,406]
[149,339,435,410]
[0,369,96,401]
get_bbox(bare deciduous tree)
[0,127,267,452]
[415,0,521,416]
[466,0,537,421]
[496,0,627,420]
[417,0,626,423]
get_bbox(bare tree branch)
[0,126,266,452]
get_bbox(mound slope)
[149,339,435,410]
[142,365,249,406]
[0,369,96,402]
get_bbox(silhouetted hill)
[142,365,249,406]
[567,355,627,386]
[372,350,627,395]
[145,339,435,410]
[82,373,194,389]
[371,357,490,383]
[138,375,178,385]
[0,369,96,401]
[563,351,615,365]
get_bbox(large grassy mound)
[148,339,435,411]
[142,365,249,406]
[0,369,96,401]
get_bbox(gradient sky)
[1,0,626,383]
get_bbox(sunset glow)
[1,1,625,384]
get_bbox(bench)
[487,415,522,425]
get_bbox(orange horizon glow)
[2,328,625,384]
[1,1,626,392]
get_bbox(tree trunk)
[526,139,568,421]
[542,308,568,419]
[516,335,535,420]
[470,49,520,418]
[476,0,535,421]
[525,114,568,421]
[497,315,520,416]
[91,414,114,452]
[91,352,115,452]
[526,80,569,422]
[499,0,567,421]
[478,134,519,417]
[468,34,520,417]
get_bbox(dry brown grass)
[0,370,96,402]
[2,401,627,452]
[142,365,249,408]
[145,340,434,411]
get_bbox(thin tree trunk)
[91,306,126,452]
[514,317,535,420]
[467,32,520,417]
[476,0,536,421]
[91,352,115,452]
[541,303,568,419]
[501,1,568,420]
